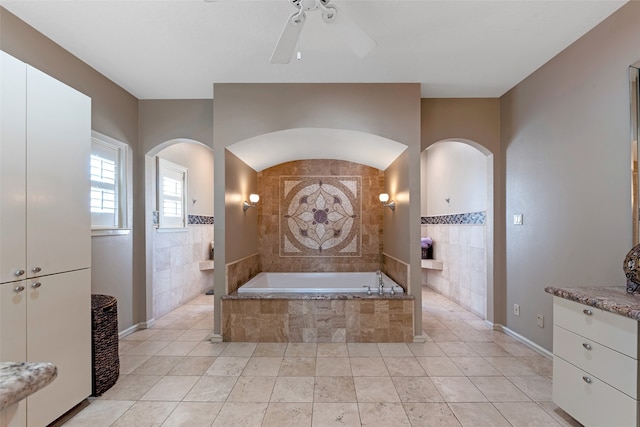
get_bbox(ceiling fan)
[271,0,376,64]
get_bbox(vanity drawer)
[553,356,639,427]
[554,325,639,398]
[553,296,639,358]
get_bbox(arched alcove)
[226,127,407,171]
[145,138,215,319]
[421,139,494,320]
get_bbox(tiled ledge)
[421,259,443,270]
[198,260,214,271]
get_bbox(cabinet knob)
[583,309,593,316]
[14,285,25,293]
[582,376,592,384]
[31,282,42,289]
[582,343,592,350]
[15,270,25,277]
[32,266,42,273]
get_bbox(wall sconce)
[379,193,395,211]
[243,193,260,211]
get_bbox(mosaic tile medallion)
[280,176,361,257]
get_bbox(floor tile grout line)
[59,290,563,426]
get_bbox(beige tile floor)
[55,288,582,427]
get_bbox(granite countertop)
[223,292,415,300]
[0,362,57,411]
[545,286,640,320]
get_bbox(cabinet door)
[0,281,27,427]
[26,269,91,427]
[0,281,27,361]
[25,67,91,278]
[0,52,27,284]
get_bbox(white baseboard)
[496,324,553,359]
[117,318,155,339]
[413,335,426,343]
[141,318,155,329]
[210,334,223,343]
[118,324,139,339]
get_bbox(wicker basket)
[91,294,119,396]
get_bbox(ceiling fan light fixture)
[322,5,376,58]
[270,0,375,64]
[270,10,307,64]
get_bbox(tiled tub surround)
[222,294,414,343]
[383,253,409,292]
[421,221,487,317]
[152,224,214,318]
[226,253,260,294]
[257,160,384,273]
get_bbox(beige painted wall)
[501,1,640,350]
[420,98,503,325]
[1,7,141,332]
[421,99,501,153]
[139,100,213,154]
[224,150,259,264]
[138,99,214,323]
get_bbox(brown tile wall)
[257,160,385,272]
[221,297,414,343]
[226,253,260,294]
[383,254,409,291]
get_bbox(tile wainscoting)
[226,253,261,294]
[421,218,487,318]
[152,224,214,318]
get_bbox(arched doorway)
[421,139,494,321]
[145,138,214,319]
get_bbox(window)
[90,131,128,232]
[157,157,188,229]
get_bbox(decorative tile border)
[188,215,214,225]
[421,211,486,225]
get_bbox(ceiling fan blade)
[323,6,376,58]
[271,11,306,64]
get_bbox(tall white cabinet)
[0,51,91,427]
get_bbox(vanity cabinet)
[552,296,640,427]
[0,51,91,427]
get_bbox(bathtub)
[237,271,404,294]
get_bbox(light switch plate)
[513,214,523,225]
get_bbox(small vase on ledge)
[421,237,434,260]
[421,246,433,260]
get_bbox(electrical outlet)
[537,313,544,328]
[514,304,520,317]
[513,214,523,225]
